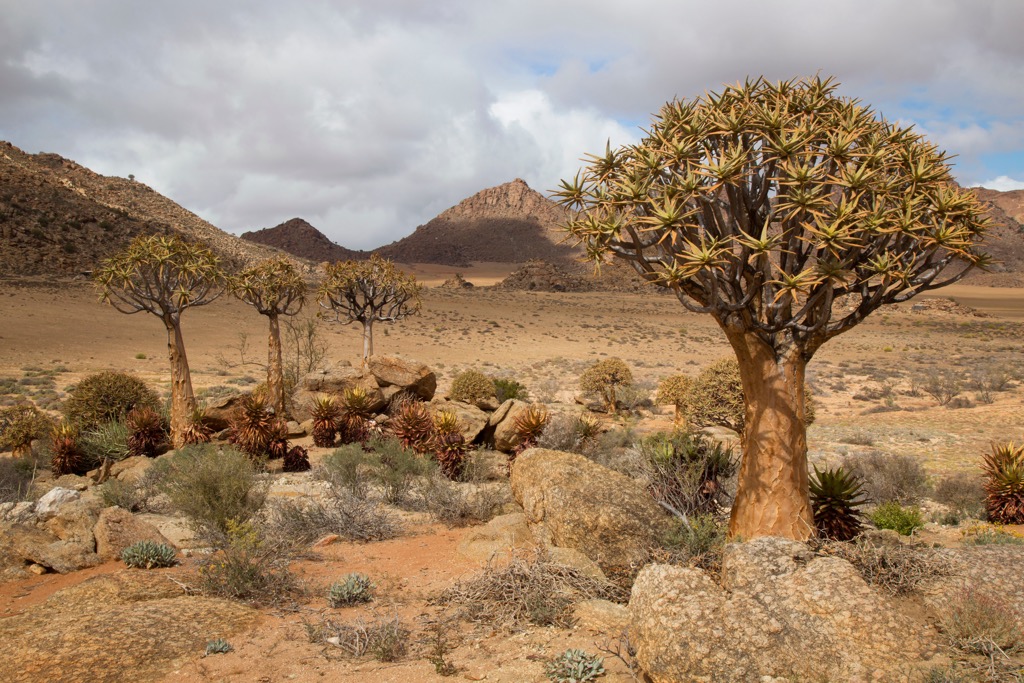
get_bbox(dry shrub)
[267,491,402,543]
[194,521,302,607]
[818,537,954,595]
[418,472,509,527]
[933,472,987,518]
[0,455,40,503]
[841,451,930,505]
[940,585,1022,659]
[434,550,623,630]
[305,613,409,662]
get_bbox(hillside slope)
[241,218,368,263]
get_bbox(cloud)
[0,1,1022,248]
[978,176,1024,192]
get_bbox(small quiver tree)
[579,358,633,414]
[96,235,225,447]
[556,76,989,540]
[656,375,693,425]
[231,258,307,417]
[0,404,53,458]
[316,255,422,363]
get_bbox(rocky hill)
[0,141,282,277]
[375,178,579,267]
[241,217,368,263]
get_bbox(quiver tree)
[231,257,307,416]
[317,255,422,363]
[556,76,989,540]
[96,235,225,447]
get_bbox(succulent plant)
[204,638,233,655]
[181,405,214,445]
[0,404,53,458]
[328,572,374,607]
[544,649,605,683]
[266,419,290,460]
[121,540,178,569]
[810,465,867,541]
[341,387,376,420]
[449,369,496,405]
[310,394,341,448]
[432,410,468,480]
[512,404,550,455]
[50,422,85,476]
[126,405,166,457]
[229,393,274,457]
[981,441,1024,524]
[283,445,311,473]
[389,399,434,453]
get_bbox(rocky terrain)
[241,217,368,264]
[0,141,283,277]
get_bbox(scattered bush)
[267,491,401,543]
[328,573,374,606]
[536,412,601,456]
[305,613,409,662]
[960,523,1024,546]
[320,444,374,498]
[869,502,925,536]
[194,520,301,606]
[434,550,622,630]
[152,444,269,543]
[0,404,53,457]
[933,472,986,519]
[545,649,605,683]
[450,369,496,405]
[81,420,131,467]
[631,430,738,516]
[120,540,178,569]
[579,358,633,414]
[980,441,1024,524]
[819,538,953,595]
[62,371,160,430]
[99,477,149,512]
[493,377,529,403]
[914,368,962,406]
[842,452,930,505]
[369,437,430,505]
[939,585,1022,655]
[660,514,728,572]
[419,471,507,527]
[0,455,39,503]
[810,465,868,541]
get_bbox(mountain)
[969,188,1024,286]
[241,218,368,263]
[375,178,578,266]
[0,141,282,277]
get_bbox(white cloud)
[978,176,1024,192]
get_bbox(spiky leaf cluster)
[981,442,1024,524]
[266,420,290,460]
[311,394,341,448]
[341,387,376,420]
[512,404,550,456]
[121,540,178,569]
[316,255,421,328]
[181,406,214,445]
[555,76,989,357]
[283,445,311,472]
[229,393,275,457]
[126,406,166,457]
[432,409,468,480]
[389,400,434,453]
[328,572,374,606]
[639,430,738,516]
[95,234,225,322]
[230,257,306,317]
[544,649,605,683]
[50,422,85,476]
[810,465,867,541]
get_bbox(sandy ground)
[1,270,1023,681]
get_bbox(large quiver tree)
[316,255,422,363]
[556,76,989,541]
[231,258,306,417]
[96,235,225,447]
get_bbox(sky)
[2,1,1023,250]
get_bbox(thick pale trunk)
[266,313,285,417]
[726,333,814,540]
[362,319,374,364]
[165,317,196,449]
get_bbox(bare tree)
[556,76,989,540]
[96,235,225,447]
[231,257,307,416]
[316,255,422,363]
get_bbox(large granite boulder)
[630,537,942,682]
[292,362,385,421]
[488,399,529,452]
[94,507,175,561]
[431,399,490,442]
[510,448,672,572]
[367,355,436,400]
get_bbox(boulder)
[0,501,35,523]
[431,399,490,442]
[94,507,175,561]
[489,399,530,452]
[458,512,536,563]
[367,355,436,400]
[292,364,385,421]
[922,545,1024,633]
[5,523,101,573]
[510,448,672,572]
[573,599,630,634]
[630,537,941,683]
[44,497,102,548]
[203,392,246,431]
[34,487,81,520]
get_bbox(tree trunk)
[361,319,374,364]
[726,332,814,540]
[164,317,196,449]
[266,313,286,417]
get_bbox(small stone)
[34,488,81,520]
[27,563,47,575]
[311,534,340,549]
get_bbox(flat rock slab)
[0,571,257,683]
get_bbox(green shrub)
[661,514,728,571]
[121,540,178,569]
[62,371,159,430]
[545,649,605,683]
[536,412,601,457]
[328,573,374,606]
[869,502,924,536]
[633,430,737,516]
[204,639,233,655]
[657,374,693,422]
[81,421,131,467]
[152,444,268,543]
[842,452,929,505]
[579,358,633,413]
[493,377,529,403]
[449,370,496,405]
[367,437,430,505]
[98,477,149,512]
[320,444,374,498]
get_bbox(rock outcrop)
[510,448,672,572]
[629,537,941,682]
[93,506,174,561]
